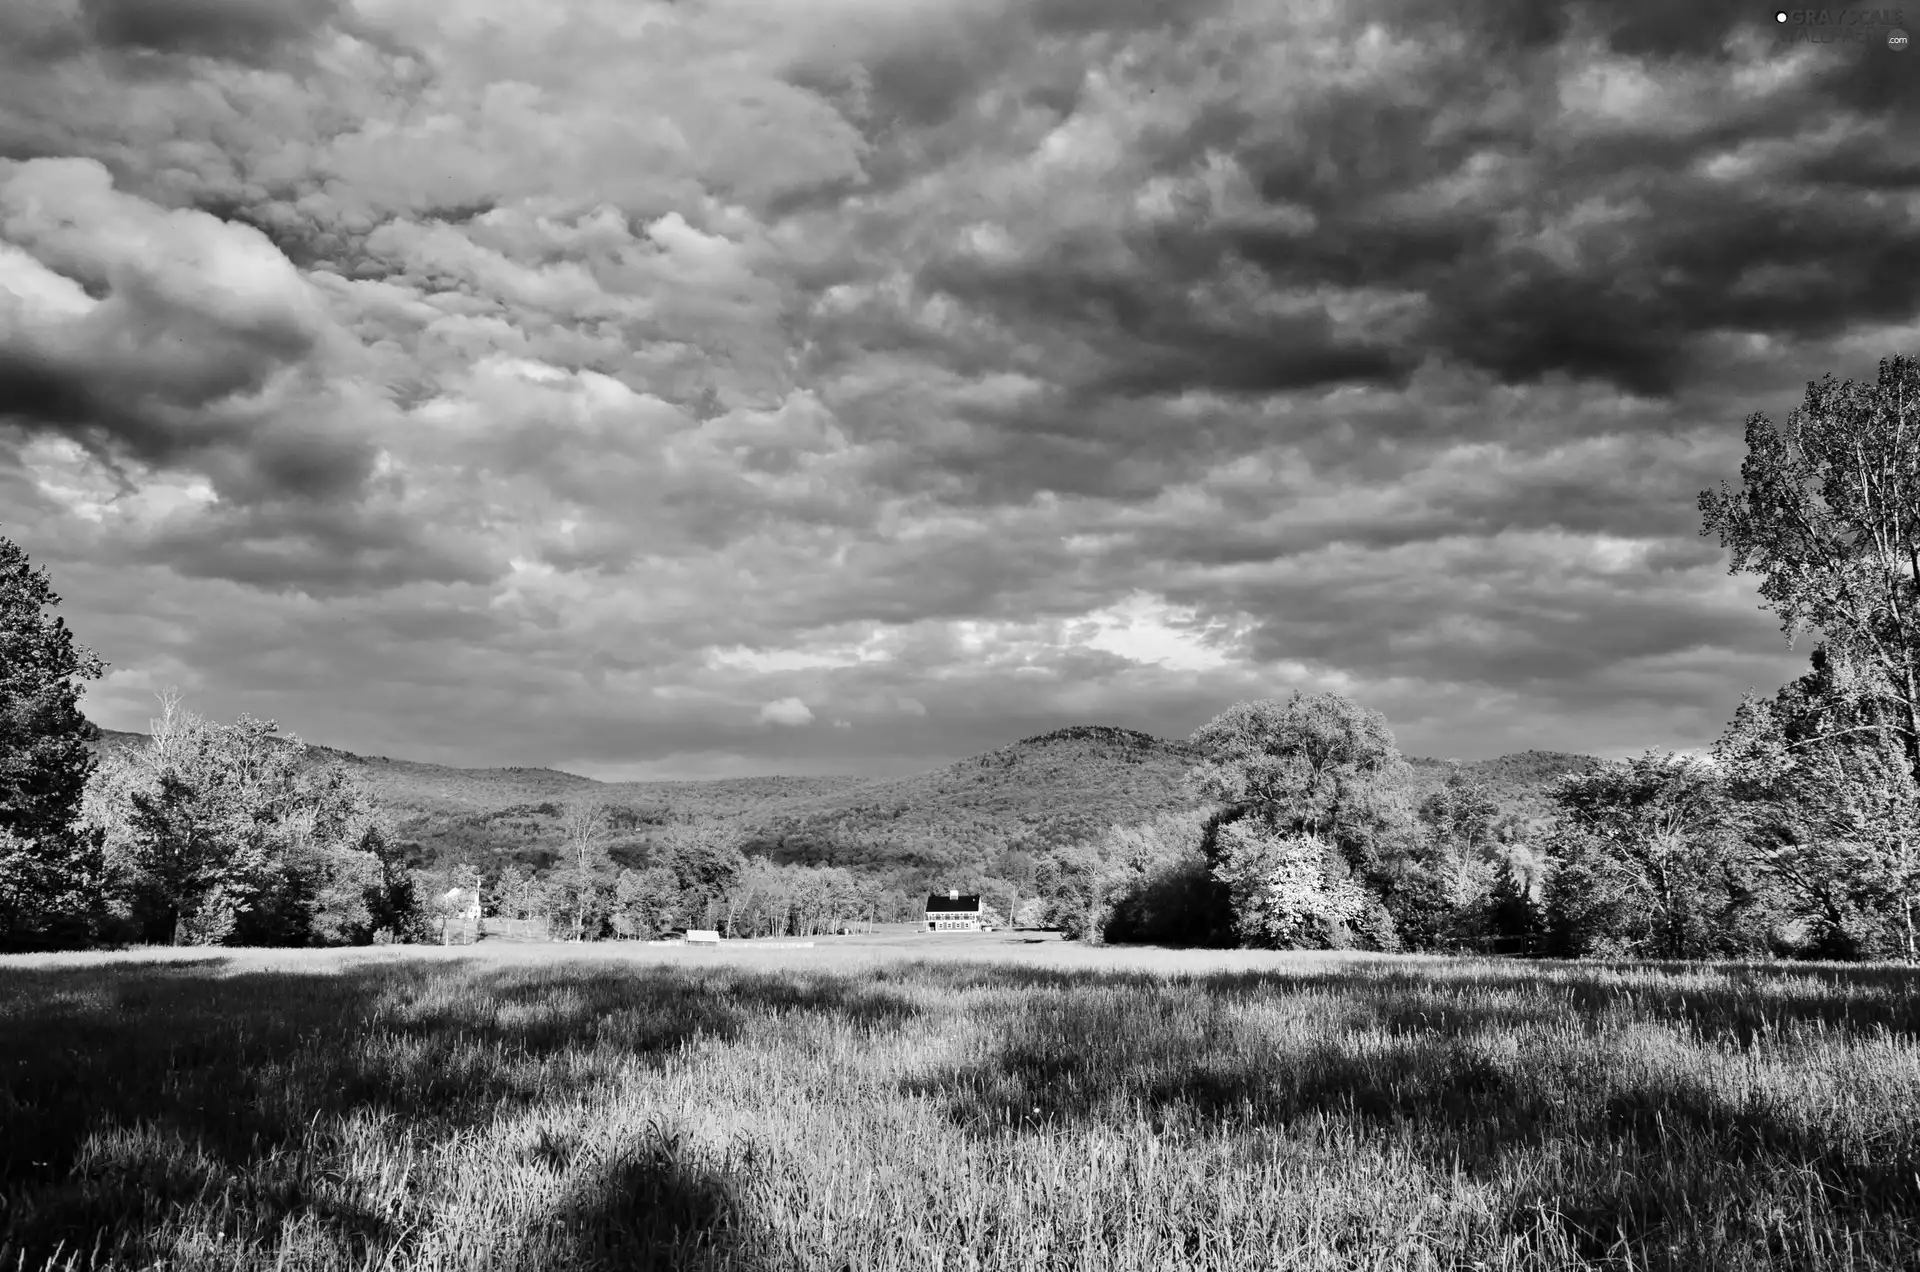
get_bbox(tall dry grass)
[2,942,1917,1270]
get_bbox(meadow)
[3,936,1918,1271]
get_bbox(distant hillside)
[734,726,1205,877]
[87,719,1603,884]
[1405,749,1608,821]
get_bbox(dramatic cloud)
[2,0,1915,775]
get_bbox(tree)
[1699,355,1920,792]
[0,531,108,949]
[558,798,612,940]
[1718,643,1920,958]
[494,862,544,920]
[1092,808,1222,946]
[1186,692,1414,949]
[1542,752,1752,959]
[655,821,747,931]
[1420,768,1502,888]
[734,859,793,938]
[613,865,680,938]
[1210,818,1373,948]
[1034,838,1112,941]
[79,692,420,946]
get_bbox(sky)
[2,0,1919,780]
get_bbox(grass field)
[3,937,1918,1271]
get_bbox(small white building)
[925,889,983,932]
[442,887,482,921]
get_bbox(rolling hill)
[87,721,1603,885]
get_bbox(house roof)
[925,894,982,913]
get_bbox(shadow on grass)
[556,1116,789,1272]
[1190,959,1920,1044]
[0,955,914,1269]
[905,958,1920,1264]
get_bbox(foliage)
[0,825,108,952]
[1717,643,1920,958]
[1539,752,1773,960]
[1208,817,1378,949]
[0,531,108,950]
[612,866,681,938]
[654,820,749,930]
[1699,354,1920,791]
[1033,839,1111,941]
[492,862,546,920]
[1185,692,1417,950]
[554,798,613,941]
[1186,693,1407,841]
[1096,808,1231,947]
[77,693,422,947]
[94,716,1611,952]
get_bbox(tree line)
[9,356,1920,958]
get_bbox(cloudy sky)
[3,0,1918,779]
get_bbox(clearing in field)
[2,939,1917,1271]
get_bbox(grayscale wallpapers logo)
[1774,8,1909,44]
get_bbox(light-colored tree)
[494,863,543,920]
[1719,644,1920,957]
[1210,818,1371,947]
[79,692,408,946]
[558,797,611,941]
[1700,355,1920,789]
[1186,692,1411,948]
[1420,768,1503,905]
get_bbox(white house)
[924,889,983,932]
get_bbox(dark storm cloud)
[922,254,1412,400]
[136,500,502,598]
[850,0,1920,415]
[78,0,344,63]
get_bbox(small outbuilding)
[925,889,983,932]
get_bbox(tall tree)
[655,821,747,929]
[1186,692,1412,949]
[0,531,107,949]
[558,797,611,940]
[1699,355,1920,787]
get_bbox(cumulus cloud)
[756,697,816,727]
[0,0,1909,773]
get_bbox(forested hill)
[88,721,1603,878]
[734,726,1206,874]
